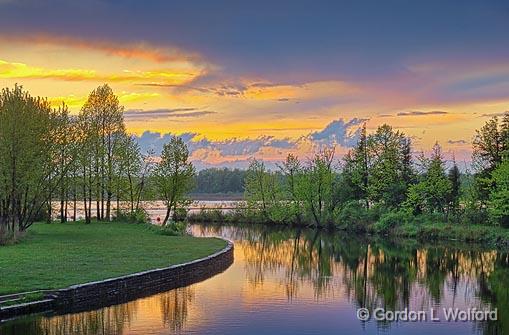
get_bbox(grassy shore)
[391,222,509,247]
[188,209,509,248]
[0,222,227,295]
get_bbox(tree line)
[0,85,194,241]
[193,168,246,194]
[243,117,509,229]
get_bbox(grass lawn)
[0,222,227,295]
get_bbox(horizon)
[1,0,508,168]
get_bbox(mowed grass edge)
[0,222,227,295]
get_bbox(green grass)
[394,222,509,247]
[0,292,45,307]
[0,222,227,295]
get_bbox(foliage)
[488,161,509,226]
[153,136,195,225]
[79,84,126,222]
[404,144,452,214]
[335,201,369,231]
[115,208,150,224]
[244,159,288,223]
[373,210,410,234]
[0,85,72,235]
[194,168,246,194]
[155,221,188,236]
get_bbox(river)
[1,223,507,334]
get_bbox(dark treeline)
[0,85,194,242]
[194,118,509,232]
[193,168,246,194]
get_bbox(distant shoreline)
[189,193,244,201]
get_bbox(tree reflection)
[1,285,195,335]
[160,287,194,332]
[208,223,508,332]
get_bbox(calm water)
[1,224,508,335]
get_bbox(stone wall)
[1,240,233,320]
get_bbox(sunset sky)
[1,0,508,168]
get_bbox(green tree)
[153,136,195,225]
[366,124,412,208]
[245,159,283,222]
[446,158,461,215]
[0,86,72,236]
[80,84,126,221]
[405,143,451,214]
[488,161,509,226]
[116,134,143,213]
[278,154,303,223]
[299,147,336,227]
[342,124,369,208]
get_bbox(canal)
[1,224,507,334]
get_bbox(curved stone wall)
[1,239,234,319]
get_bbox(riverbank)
[0,221,227,296]
[391,221,509,248]
[188,209,509,249]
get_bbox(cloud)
[124,108,216,121]
[480,111,508,117]
[310,118,367,147]
[48,92,160,109]
[447,139,468,145]
[135,131,198,154]
[139,82,248,97]
[133,131,296,157]
[132,117,367,169]
[396,110,448,117]
[0,59,199,85]
[0,33,202,64]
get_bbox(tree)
[80,84,125,221]
[116,134,143,213]
[405,143,451,214]
[473,116,505,173]
[245,159,279,221]
[53,104,79,223]
[278,154,303,224]
[153,136,195,225]
[342,124,369,208]
[471,114,509,207]
[446,158,461,215]
[194,168,246,194]
[366,124,412,208]
[0,85,73,236]
[488,161,509,227]
[299,147,336,227]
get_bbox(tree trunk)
[162,207,171,226]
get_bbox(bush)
[174,207,188,222]
[373,210,410,234]
[115,208,150,224]
[335,201,369,231]
[157,221,188,236]
[188,208,226,223]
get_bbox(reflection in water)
[1,224,508,334]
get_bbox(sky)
[1,0,508,168]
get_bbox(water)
[1,224,507,335]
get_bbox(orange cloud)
[0,34,202,64]
[0,59,199,84]
[48,92,160,109]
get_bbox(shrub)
[188,208,226,223]
[115,208,150,224]
[373,210,410,234]
[335,201,369,231]
[157,221,188,236]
